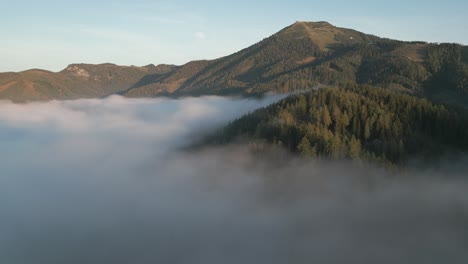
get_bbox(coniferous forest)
[208,84,468,165]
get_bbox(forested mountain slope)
[122,22,468,107]
[207,85,468,165]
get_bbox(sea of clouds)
[0,95,467,264]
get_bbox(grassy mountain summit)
[279,21,372,51]
[0,21,467,104]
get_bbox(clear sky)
[1,0,467,72]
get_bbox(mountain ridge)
[0,63,177,102]
[1,21,467,104]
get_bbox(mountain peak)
[63,64,90,78]
[293,21,333,28]
[276,21,344,51]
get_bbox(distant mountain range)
[0,63,175,102]
[1,21,467,104]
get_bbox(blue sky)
[1,0,467,72]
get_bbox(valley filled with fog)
[0,96,467,264]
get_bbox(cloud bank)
[0,95,467,264]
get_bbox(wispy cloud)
[141,16,185,24]
[195,31,206,40]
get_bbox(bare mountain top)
[280,21,380,49]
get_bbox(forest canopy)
[207,84,468,165]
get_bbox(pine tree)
[322,107,332,128]
[348,136,362,159]
[364,120,371,140]
[297,136,317,157]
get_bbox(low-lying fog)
[0,95,467,264]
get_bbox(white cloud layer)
[0,95,467,264]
